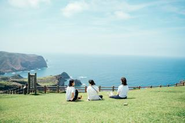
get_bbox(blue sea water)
[4,54,185,87]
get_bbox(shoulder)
[94,86,98,89]
[87,86,91,89]
[92,85,98,88]
[67,86,75,90]
[87,86,91,90]
[123,85,129,90]
[119,85,123,88]
[118,85,124,90]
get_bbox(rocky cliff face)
[74,79,83,86]
[55,72,82,86]
[0,51,47,73]
[55,72,70,86]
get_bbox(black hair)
[121,77,127,85]
[89,80,95,85]
[69,79,75,87]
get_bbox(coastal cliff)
[0,51,47,73]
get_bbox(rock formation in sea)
[55,72,70,86]
[74,79,83,86]
[55,72,82,86]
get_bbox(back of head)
[89,80,95,85]
[121,77,127,86]
[69,79,74,87]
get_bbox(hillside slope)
[0,51,47,73]
[0,87,184,122]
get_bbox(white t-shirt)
[87,85,100,100]
[66,86,75,100]
[117,85,129,98]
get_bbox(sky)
[0,0,185,57]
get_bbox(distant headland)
[0,51,47,74]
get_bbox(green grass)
[37,76,58,86]
[0,81,21,86]
[0,87,185,123]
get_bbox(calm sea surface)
[4,54,185,87]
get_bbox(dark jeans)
[99,95,103,99]
[23,88,27,95]
[88,95,103,101]
[71,90,79,101]
[110,95,127,99]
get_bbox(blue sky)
[0,0,185,57]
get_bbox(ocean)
[4,54,185,87]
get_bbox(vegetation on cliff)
[0,51,47,73]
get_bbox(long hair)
[89,80,95,85]
[69,79,74,87]
[121,77,127,85]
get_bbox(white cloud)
[116,2,147,12]
[60,0,152,19]
[162,5,185,15]
[8,0,50,8]
[111,1,152,20]
[114,11,131,20]
[61,1,88,17]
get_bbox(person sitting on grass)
[23,84,28,95]
[66,79,82,101]
[87,80,103,101]
[109,77,129,99]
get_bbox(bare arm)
[71,92,74,100]
[117,86,120,95]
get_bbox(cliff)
[37,72,82,86]
[0,51,47,73]
[55,72,82,86]
[55,72,70,86]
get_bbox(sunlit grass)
[0,87,185,123]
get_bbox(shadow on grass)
[67,99,106,103]
[29,94,40,96]
[88,99,105,102]
[151,91,184,93]
[108,97,136,100]
[127,97,136,99]
[67,100,85,102]
[76,99,85,102]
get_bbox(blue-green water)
[4,54,185,87]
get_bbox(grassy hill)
[0,76,58,90]
[0,86,185,123]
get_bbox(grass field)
[0,86,185,123]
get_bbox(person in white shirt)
[87,80,103,101]
[23,84,28,95]
[109,77,129,99]
[66,79,82,101]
